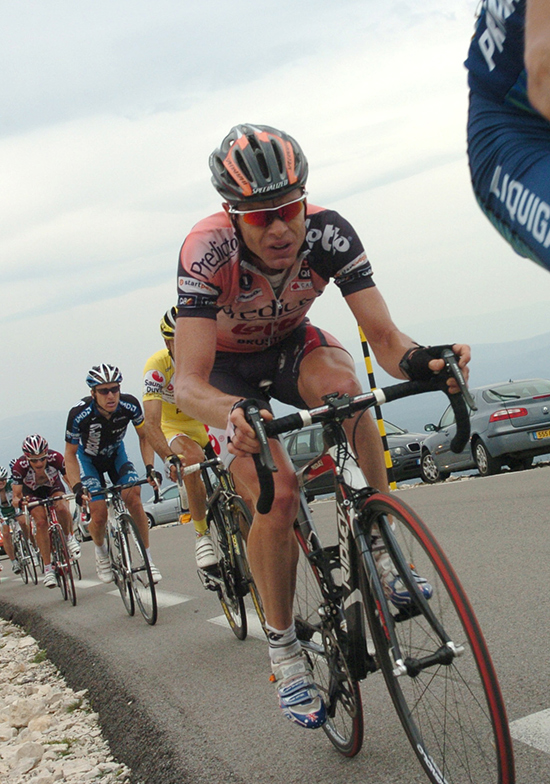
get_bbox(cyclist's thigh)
[77,452,106,500]
[269,321,353,408]
[468,93,550,271]
[110,445,139,487]
[166,431,206,463]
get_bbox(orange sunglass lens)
[242,200,303,227]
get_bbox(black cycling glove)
[146,464,162,485]
[399,344,456,382]
[73,482,87,507]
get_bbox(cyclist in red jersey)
[12,435,80,589]
[173,124,471,729]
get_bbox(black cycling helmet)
[209,123,308,203]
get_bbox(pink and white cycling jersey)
[177,204,375,352]
[11,450,66,493]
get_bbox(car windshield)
[483,379,550,403]
[383,420,406,435]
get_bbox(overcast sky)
[3,0,550,444]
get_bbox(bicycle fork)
[351,512,464,678]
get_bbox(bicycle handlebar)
[245,350,474,515]
[25,493,75,510]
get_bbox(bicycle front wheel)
[121,514,157,625]
[20,536,38,585]
[361,493,514,784]
[208,504,247,640]
[52,526,77,606]
[293,527,364,757]
[109,524,135,617]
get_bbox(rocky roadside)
[0,617,131,784]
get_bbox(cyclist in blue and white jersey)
[64,364,162,584]
[466,0,550,271]
[0,465,21,574]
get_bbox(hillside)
[2,332,550,468]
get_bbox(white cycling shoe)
[195,532,217,569]
[272,653,327,729]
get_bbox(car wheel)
[420,451,448,484]
[146,513,155,529]
[473,440,501,477]
[507,455,533,472]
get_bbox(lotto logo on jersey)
[306,223,351,254]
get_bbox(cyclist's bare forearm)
[526,0,550,121]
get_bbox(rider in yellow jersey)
[142,308,217,568]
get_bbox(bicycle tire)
[121,514,157,625]
[54,525,77,606]
[208,502,247,640]
[293,525,364,757]
[20,535,38,585]
[109,523,135,617]
[50,525,68,600]
[227,496,266,631]
[14,534,30,584]
[359,493,514,784]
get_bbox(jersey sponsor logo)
[230,313,303,339]
[289,280,313,291]
[334,252,372,279]
[151,370,164,383]
[305,223,351,254]
[240,272,254,291]
[235,288,263,303]
[87,423,102,456]
[188,236,239,279]
[490,165,550,250]
[178,278,219,296]
[223,295,314,323]
[477,0,520,72]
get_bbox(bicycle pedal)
[197,566,221,591]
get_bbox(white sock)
[95,543,108,557]
[266,622,301,664]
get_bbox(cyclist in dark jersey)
[466,0,550,271]
[173,124,471,730]
[64,364,162,584]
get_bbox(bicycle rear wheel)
[208,503,247,640]
[121,514,157,625]
[20,536,38,585]
[360,493,514,784]
[227,496,265,630]
[109,524,135,616]
[293,526,364,757]
[51,526,77,606]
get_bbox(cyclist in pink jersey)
[174,124,471,730]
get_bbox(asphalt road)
[1,467,550,784]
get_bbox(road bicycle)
[88,479,159,625]
[174,452,265,640]
[8,515,38,585]
[26,494,78,606]
[245,351,515,784]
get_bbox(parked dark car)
[283,420,427,498]
[420,378,550,483]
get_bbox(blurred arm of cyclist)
[64,442,90,506]
[525,0,550,121]
[345,287,470,394]
[136,419,160,488]
[142,399,179,479]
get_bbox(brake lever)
[441,348,477,411]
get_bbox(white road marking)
[510,709,550,754]
[106,588,193,607]
[208,610,265,640]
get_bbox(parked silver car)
[143,483,188,527]
[283,420,427,498]
[420,378,550,483]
